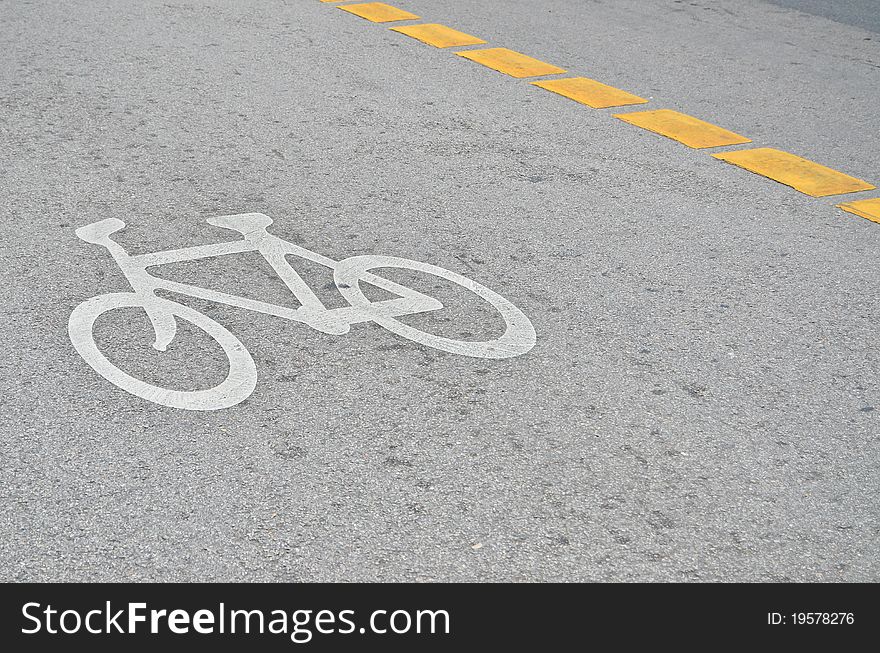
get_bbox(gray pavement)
[1,0,877,581]
[766,0,880,33]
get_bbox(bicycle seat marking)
[68,213,537,411]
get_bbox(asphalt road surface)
[2,0,878,582]
[766,0,880,34]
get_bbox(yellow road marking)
[337,2,419,23]
[613,109,750,149]
[390,23,486,48]
[837,198,880,224]
[713,148,876,197]
[456,48,566,78]
[322,2,878,221]
[532,77,647,109]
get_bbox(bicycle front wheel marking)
[68,293,257,411]
[333,255,537,359]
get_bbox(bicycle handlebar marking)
[68,213,537,410]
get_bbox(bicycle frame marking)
[106,216,443,340]
[68,213,537,410]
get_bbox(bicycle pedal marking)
[68,213,537,411]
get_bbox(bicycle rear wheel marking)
[333,255,537,359]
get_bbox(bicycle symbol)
[68,213,537,410]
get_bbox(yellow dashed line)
[390,23,486,48]
[337,3,419,23]
[532,77,647,109]
[456,48,566,78]
[323,1,877,224]
[837,198,880,224]
[713,148,876,198]
[614,109,751,149]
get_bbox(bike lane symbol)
[68,213,537,410]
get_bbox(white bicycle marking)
[68,213,537,410]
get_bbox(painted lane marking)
[837,198,880,224]
[323,1,878,224]
[69,214,537,411]
[390,23,487,48]
[456,47,566,78]
[336,2,419,23]
[613,109,751,149]
[713,148,876,198]
[531,77,647,110]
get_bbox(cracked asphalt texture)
[1,0,877,581]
